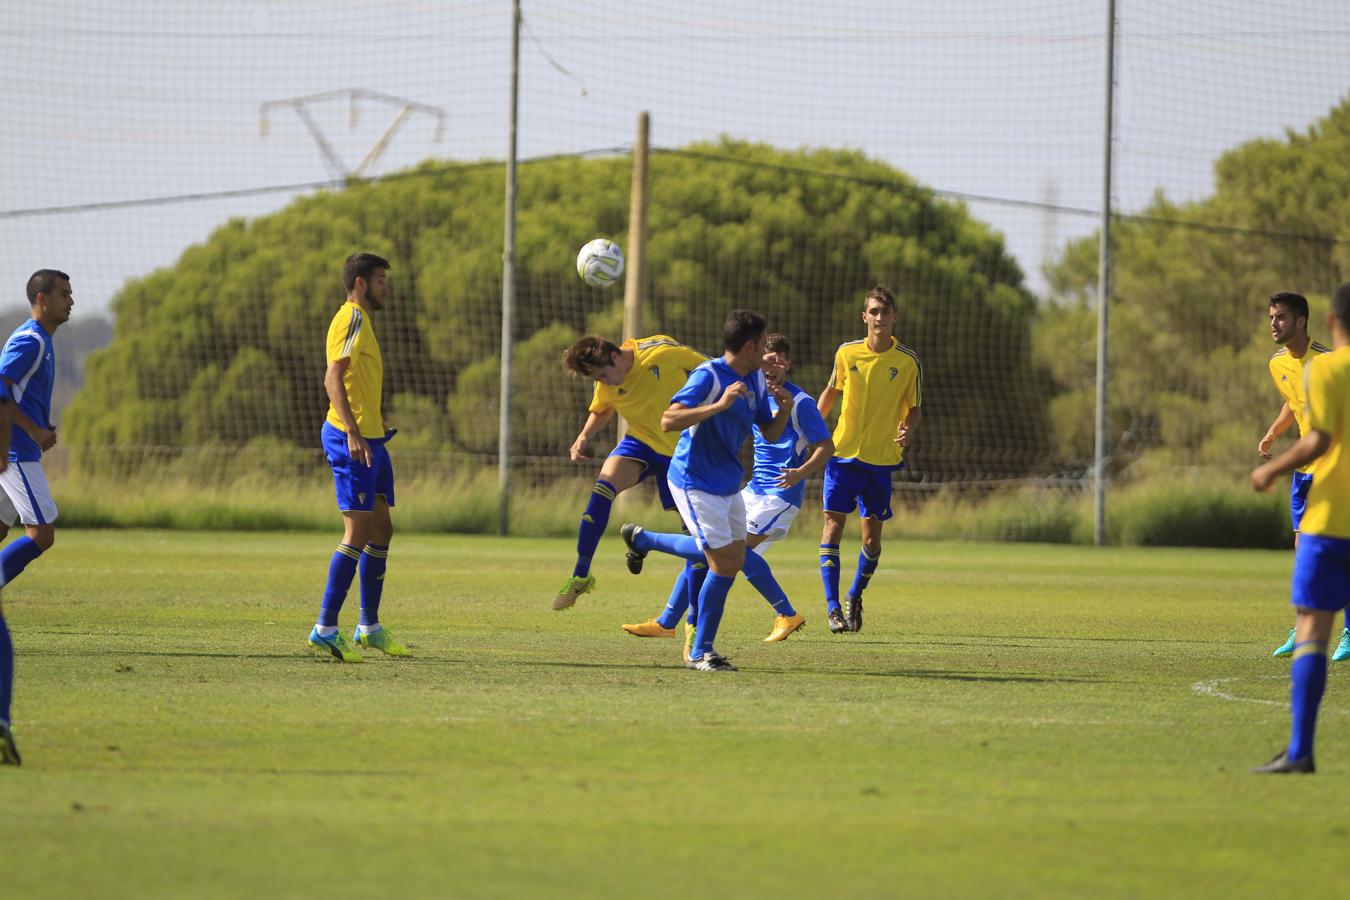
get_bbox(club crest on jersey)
[889,367,898,381]
[850,364,860,373]
[618,388,628,396]
[358,492,366,504]
[649,365,661,379]
[1282,375,1289,381]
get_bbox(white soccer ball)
[576,238,625,287]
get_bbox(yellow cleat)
[621,618,677,638]
[683,620,696,663]
[763,612,806,643]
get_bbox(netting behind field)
[3,1,1350,531]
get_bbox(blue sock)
[692,572,735,660]
[849,547,881,600]
[656,564,692,630]
[358,543,389,627]
[686,563,707,627]
[743,549,795,616]
[1288,641,1328,762]
[0,614,11,727]
[573,480,616,578]
[0,537,43,587]
[636,529,702,562]
[820,543,841,612]
[319,544,362,627]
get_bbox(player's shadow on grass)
[756,664,1107,685]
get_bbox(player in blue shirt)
[0,268,73,765]
[618,311,793,671]
[622,333,833,645]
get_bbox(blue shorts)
[1291,471,1314,532]
[822,457,895,521]
[322,421,395,512]
[1291,533,1350,612]
[609,436,675,510]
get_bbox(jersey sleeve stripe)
[896,344,924,406]
[9,328,46,405]
[340,309,363,359]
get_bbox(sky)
[3,0,1349,316]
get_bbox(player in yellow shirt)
[555,334,708,610]
[1250,281,1350,773]
[817,285,922,634]
[308,252,409,663]
[1260,291,1345,660]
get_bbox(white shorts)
[741,489,799,554]
[0,460,58,527]
[669,481,747,551]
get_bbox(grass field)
[5,530,1345,898]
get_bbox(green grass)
[4,530,1342,897]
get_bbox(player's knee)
[32,529,54,551]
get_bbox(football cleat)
[683,621,696,663]
[1251,750,1315,774]
[686,651,736,672]
[308,627,363,663]
[844,595,863,633]
[553,574,596,610]
[620,523,647,575]
[1272,627,1297,658]
[827,608,849,634]
[353,625,411,657]
[0,723,20,766]
[621,618,676,638]
[1332,628,1350,663]
[764,612,806,643]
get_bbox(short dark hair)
[864,285,896,311]
[562,335,622,376]
[723,309,767,353]
[343,252,390,293]
[26,269,70,305]
[1269,290,1309,321]
[1333,283,1350,332]
[764,333,790,358]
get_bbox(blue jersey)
[668,358,774,496]
[0,319,56,462]
[747,381,832,507]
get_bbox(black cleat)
[620,523,647,574]
[686,651,737,672]
[1251,750,1314,774]
[845,595,863,633]
[0,723,21,766]
[828,609,849,634]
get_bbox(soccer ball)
[576,238,625,287]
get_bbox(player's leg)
[555,454,645,610]
[0,461,57,589]
[686,491,746,671]
[819,458,853,632]
[0,598,17,765]
[743,494,804,641]
[1274,474,1310,657]
[845,468,894,633]
[310,425,369,662]
[1254,534,1348,773]
[353,465,410,657]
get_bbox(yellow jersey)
[590,335,708,456]
[324,301,384,439]
[829,336,923,468]
[1269,340,1332,475]
[1298,346,1350,539]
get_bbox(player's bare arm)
[569,408,616,462]
[817,382,841,419]
[758,384,795,442]
[775,437,835,489]
[1259,403,1295,459]
[661,381,748,432]
[1252,428,1330,492]
[895,406,922,447]
[323,358,371,467]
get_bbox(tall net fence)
[3,1,1349,533]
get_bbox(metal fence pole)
[1093,0,1117,546]
[498,0,520,536]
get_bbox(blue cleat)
[1272,627,1297,658]
[1333,629,1350,663]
